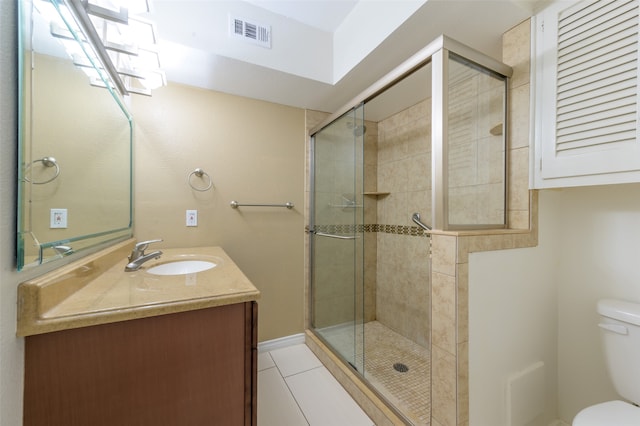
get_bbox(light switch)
[186,209,198,227]
[50,209,67,228]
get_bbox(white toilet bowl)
[572,299,640,425]
[573,400,640,425]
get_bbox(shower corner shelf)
[363,191,390,196]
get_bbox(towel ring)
[24,157,60,185]
[188,168,213,191]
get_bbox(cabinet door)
[24,304,253,426]
[534,0,640,188]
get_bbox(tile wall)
[376,100,432,347]
[448,60,507,227]
[363,121,379,323]
[506,19,534,230]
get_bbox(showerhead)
[353,125,366,137]
[346,121,367,136]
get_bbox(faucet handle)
[135,239,163,251]
[130,239,163,260]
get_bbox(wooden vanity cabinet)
[23,301,257,426]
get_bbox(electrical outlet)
[186,209,198,227]
[50,209,67,228]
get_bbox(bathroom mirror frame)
[17,0,133,271]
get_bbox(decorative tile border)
[375,224,429,237]
[314,223,430,237]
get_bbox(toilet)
[573,299,640,425]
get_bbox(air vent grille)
[555,0,639,155]
[230,16,271,49]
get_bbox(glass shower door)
[310,104,365,371]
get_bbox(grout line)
[282,375,312,426]
[263,346,375,425]
[269,351,287,378]
[258,352,276,372]
[268,345,323,378]
[258,365,276,374]
[280,364,324,379]
[269,350,312,426]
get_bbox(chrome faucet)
[125,239,163,272]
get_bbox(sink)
[147,260,217,276]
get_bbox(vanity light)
[85,0,152,17]
[42,0,165,96]
[82,0,166,96]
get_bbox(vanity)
[16,1,261,423]
[17,239,260,426]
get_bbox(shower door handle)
[310,230,358,240]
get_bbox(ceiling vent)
[230,16,271,49]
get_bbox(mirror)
[18,0,133,271]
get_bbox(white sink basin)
[147,260,217,276]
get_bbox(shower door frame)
[307,34,514,424]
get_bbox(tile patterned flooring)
[363,322,430,425]
[317,321,431,425]
[258,343,374,425]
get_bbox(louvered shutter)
[534,0,640,187]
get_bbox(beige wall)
[131,83,306,342]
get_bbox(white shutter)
[535,0,640,186]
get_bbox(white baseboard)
[258,333,306,353]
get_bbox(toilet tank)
[597,299,640,404]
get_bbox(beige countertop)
[17,239,260,336]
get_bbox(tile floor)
[258,343,374,426]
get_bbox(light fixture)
[43,0,165,96]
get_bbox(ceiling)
[243,0,359,32]
[147,0,536,114]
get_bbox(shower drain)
[393,362,409,373]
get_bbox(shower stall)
[308,36,512,425]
